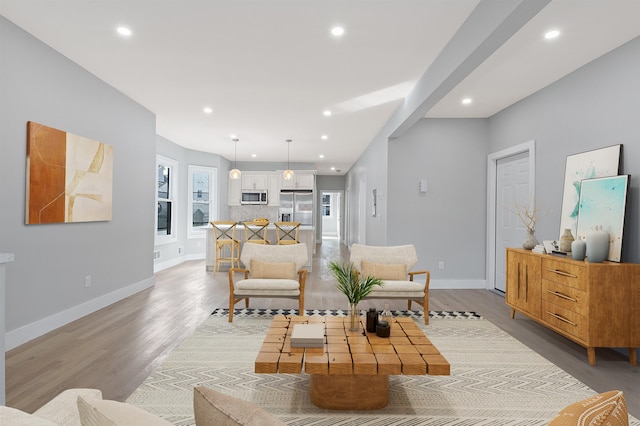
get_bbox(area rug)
[126,311,640,425]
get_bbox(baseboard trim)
[154,254,204,273]
[5,276,155,351]
[429,279,487,290]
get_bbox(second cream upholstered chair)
[349,244,430,324]
[228,243,308,322]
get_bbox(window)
[188,165,217,237]
[322,193,331,217]
[156,155,178,244]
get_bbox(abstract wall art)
[559,145,621,238]
[26,121,113,224]
[576,174,629,262]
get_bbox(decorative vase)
[366,308,378,333]
[571,239,586,261]
[586,225,609,263]
[559,228,574,252]
[379,304,393,331]
[348,303,360,332]
[522,229,539,250]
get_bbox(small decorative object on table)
[376,320,390,337]
[586,225,609,263]
[559,228,574,252]
[512,199,547,250]
[366,308,378,332]
[571,239,586,260]
[329,261,382,332]
[379,304,393,331]
[532,244,546,254]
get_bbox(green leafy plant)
[329,261,383,304]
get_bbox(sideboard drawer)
[542,279,588,316]
[541,258,587,291]
[542,300,587,341]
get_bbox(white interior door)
[495,152,530,292]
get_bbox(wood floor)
[6,239,639,418]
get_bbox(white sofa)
[1,388,102,425]
[0,386,287,426]
[350,244,431,324]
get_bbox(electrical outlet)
[438,261,445,270]
[85,275,92,287]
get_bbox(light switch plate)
[419,179,428,193]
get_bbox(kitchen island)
[205,224,315,272]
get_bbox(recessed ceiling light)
[462,98,472,105]
[323,110,332,117]
[319,154,325,159]
[203,107,213,114]
[229,134,237,139]
[251,154,257,158]
[321,135,328,140]
[330,166,336,171]
[544,30,560,40]
[331,26,345,37]
[116,26,132,37]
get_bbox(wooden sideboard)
[506,248,639,366]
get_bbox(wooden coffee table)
[254,314,450,410]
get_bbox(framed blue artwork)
[576,174,629,262]
[559,145,621,239]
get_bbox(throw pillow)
[77,396,173,426]
[547,390,628,425]
[361,260,407,281]
[250,259,297,280]
[193,386,286,426]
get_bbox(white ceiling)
[2,1,640,175]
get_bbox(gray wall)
[345,135,389,247]
[388,119,489,286]
[0,17,157,348]
[489,36,640,263]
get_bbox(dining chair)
[242,220,270,245]
[210,221,240,272]
[274,221,300,245]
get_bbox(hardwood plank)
[5,239,639,420]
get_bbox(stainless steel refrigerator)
[279,190,314,226]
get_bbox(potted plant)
[329,261,382,331]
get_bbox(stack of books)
[532,244,546,254]
[290,323,325,348]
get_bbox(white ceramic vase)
[571,239,586,261]
[522,229,539,250]
[586,225,609,263]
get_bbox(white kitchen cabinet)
[280,171,315,190]
[267,173,280,206]
[241,173,268,190]
[228,177,241,206]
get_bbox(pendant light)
[229,138,241,179]
[283,139,294,181]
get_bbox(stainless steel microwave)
[241,191,268,205]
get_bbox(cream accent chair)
[350,244,431,324]
[228,243,308,322]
